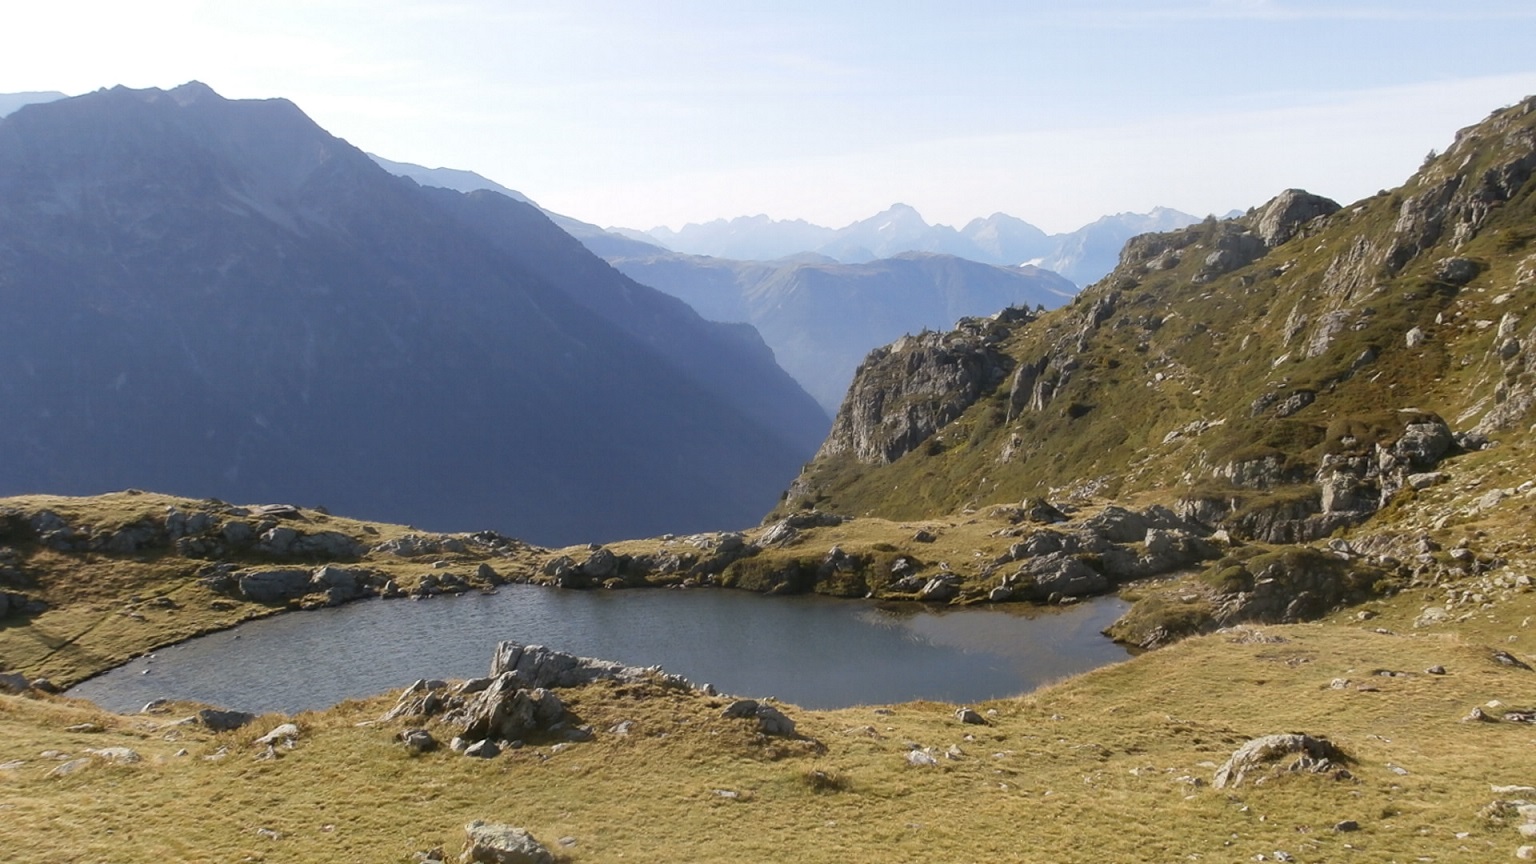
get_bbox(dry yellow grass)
[7,488,1536,861]
[5,619,1536,862]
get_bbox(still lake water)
[69,585,1132,714]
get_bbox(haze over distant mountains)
[0,91,66,118]
[617,204,1206,287]
[0,83,828,545]
[604,251,1075,412]
[366,158,1078,412]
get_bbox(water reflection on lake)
[70,585,1133,714]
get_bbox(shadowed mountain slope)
[0,83,827,545]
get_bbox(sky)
[4,1,1536,234]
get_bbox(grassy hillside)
[784,98,1536,528]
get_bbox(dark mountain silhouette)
[0,82,828,545]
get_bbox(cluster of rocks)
[1178,412,1461,544]
[2,501,529,576]
[1212,733,1349,789]
[382,643,699,758]
[0,670,58,694]
[380,642,804,766]
[194,559,509,608]
[197,563,387,606]
[979,505,1221,604]
[371,531,525,559]
[541,501,1229,607]
[1479,783,1536,861]
[758,511,847,547]
[539,532,755,591]
[2,502,367,562]
[720,698,796,737]
[1107,545,1394,649]
[40,745,145,779]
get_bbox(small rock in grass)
[398,728,438,754]
[48,758,92,778]
[955,707,987,725]
[906,749,938,767]
[255,723,300,747]
[464,739,500,759]
[85,747,140,764]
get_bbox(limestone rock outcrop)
[814,314,1020,466]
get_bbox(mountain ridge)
[0,82,827,545]
[624,202,1205,286]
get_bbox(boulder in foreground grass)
[1213,733,1347,789]
[461,821,552,864]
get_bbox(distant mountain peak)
[169,80,219,104]
[621,201,1197,284]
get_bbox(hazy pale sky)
[4,1,1536,233]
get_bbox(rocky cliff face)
[782,96,1536,541]
[810,311,1024,466]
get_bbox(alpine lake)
[70,584,1133,714]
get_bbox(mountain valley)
[3,86,1536,863]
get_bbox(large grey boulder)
[460,821,553,864]
[918,575,961,602]
[235,568,312,603]
[578,547,619,579]
[457,676,566,743]
[1213,733,1344,789]
[1020,553,1106,599]
[397,727,438,754]
[489,643,690,690]
[1249,189,1340,248]
[1078,506,1151,543]
[309,565,370,604]
[291,531,364,559]
[1388,418,1453,471]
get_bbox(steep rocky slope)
[787,97,1536,543]
[0,83,827,545]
